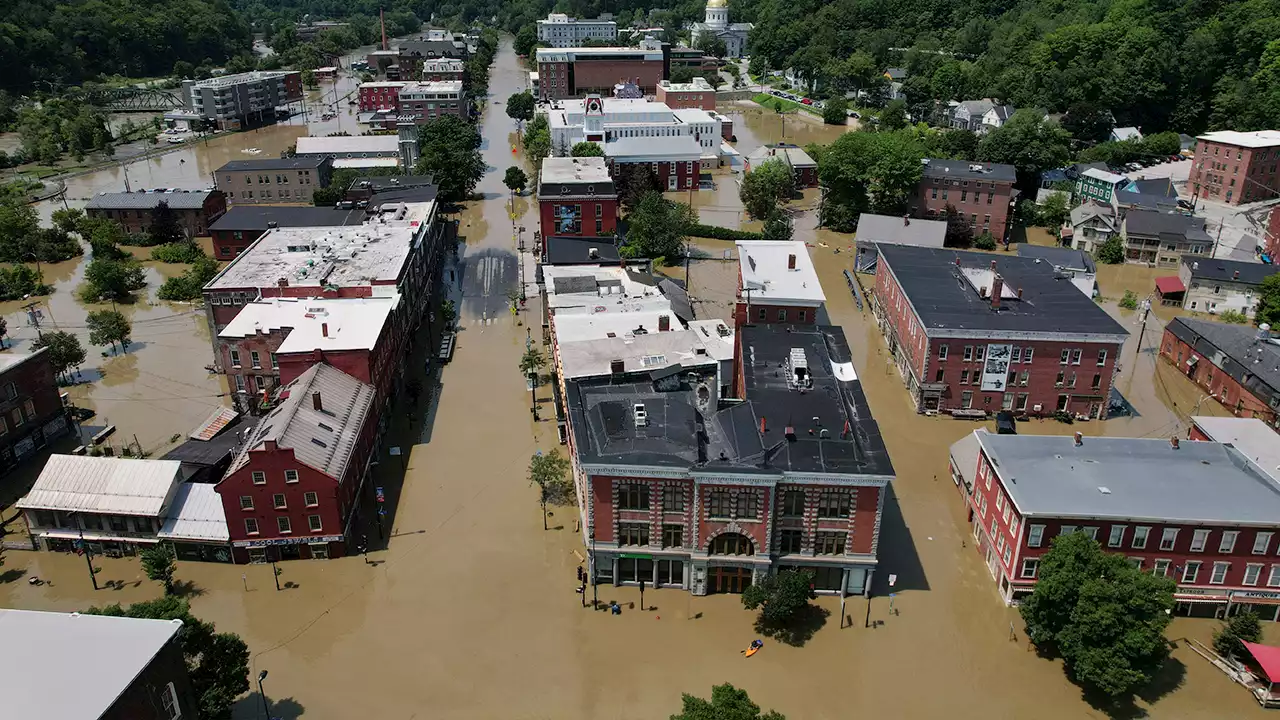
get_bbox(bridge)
[79,86,185,112]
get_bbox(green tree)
[523,114,552,169]
[158,255,219,302]
[816,129,924,230]
[1037,191,1070,229]
[943,204,973,248]
[527,449,572,530]
[147,200,186,246]
[1020,532,1175,699]
[622,193,696,260]
[973,232,997,250]
[617,164,660,212]
[1256,275,1280,326]
[1062,102,1112,144]
[1119,290,1140,310]
[506,91,535,123]
[742,569,817,635]
[822,95,848,125]
[1096,235,1126,265]
[32,331,86,381]
[0,265,49,301]
[694,34,728,60]
[671,684,786,720]
[571,141,604,157]
[1218,309,1249,324]
[440,299,456,328]
[762,210,793,241]
[415,116,485,202]
[504,166,528,196]
[514,26,538,57]
[82,257,146,303]
[740,158,797,221]
[1213,610,1263,661]
[86,309,132,353]
[85,597,249,720]
[519,345,545,378]
[977,111,1072,192]
[51,207,84,234]
[140,544,177,594]
[879,98,908,130]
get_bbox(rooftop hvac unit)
[633,403,648,428]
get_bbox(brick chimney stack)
[787,253,796,270]
[990,273,1004,311]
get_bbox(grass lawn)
[752,93,822,117]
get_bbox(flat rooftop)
[558,319,733,379]
[1197,130,1280,149]
[193,70,294,88]
[400,80,464,93]
[922,158,1017,183]
[977,432,1280,524]
[737,240,826,306]
[295,135,400,155]
[209,205,365,232]
[218,294,399,353]
[1,609,184,720]
[1192,416,1280,482]
[217,156,328,172]
[876,245,1128,338]
[540,156,613,186]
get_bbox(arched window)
[710,533,753,556]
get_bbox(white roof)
[400,80,464,94]
[295,135,400,156]
[159,482,230,542]
[558,321,734,378]
[332,157,400,169]
[0,609,184,720]
[1111,126,1143,141]
[219,295,399,353]
[1192,416,1280,483]
[660,78,714,92]
[360,81,408,89]
[1196,130,1280,149]
[736,241,826,306]
[0,349,45,372]
[1081,167,1127,184]
[18,455,182,516]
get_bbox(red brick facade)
[1189,137,1280,205]
[655,86,716,111]
[537,59,664,100]
[0,349,68,474]
[357,83,405,113]
[913,175,1014,241]
[1160,328,1278,425]
[607,159,698,192]
[87,192,227,238]
[538,197,617,246]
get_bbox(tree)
[943,204,973,248]
[158,256,220,302]
[821,95,848,125]
[140,544,177,594]
[85,597,249,720]
[82,257,147,303]
[514,26,538,57]
[504,166,528,196]
[973,232,997,250]
[1062,102,1113,144]
[523,114,552,169]
[32,331,86,381]
[815,130,924,231]
[527,449,572,530]
[671,684,786,720]
[1037,191,1071,229]
[1020,532,1175,699]
[1213,610,1263,661]
[1095,235,1125,265]
[977,111,1073,192]
[519,345,545,378]
[622,193,696,260]
[742,568,816,628]
[617,164,660,212]
[879,99,908,130]
[86,309,132,353]
[762,210,793,241]
[571,141,604,157]
[506,91,535,123]
[1218,309,1249,324]
[694,34,728,60]
[415,116,485,202]
[1256,275,1280,327]
[740,158,796,221]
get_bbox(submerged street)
[1,38,1277,720]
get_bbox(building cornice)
[926,328,1128,344]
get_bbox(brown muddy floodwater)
[1,39,1274,720]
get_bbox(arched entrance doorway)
[708,533,754,594]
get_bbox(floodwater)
[1,39,1276,720]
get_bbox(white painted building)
[690,0,752,58]
[536,13,618,48]
[546,96,721,161]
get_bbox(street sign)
[888,574,897,587]
[376,487,385,503]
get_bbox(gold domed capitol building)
[691,0,752,58]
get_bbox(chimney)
[321,322,329,338]
[658,315,670,331]
[990,273,1004,311]
[1074,432,1083,446]
[787,253,797,270]
[1170,436,1180,450]
[610,359,624,374]
[312,392,323,412]
[277,277,289,288]
[1017,287,1023,299]
[955,257,962,267]
[264,439,277,451]
[1234,270,1240,280]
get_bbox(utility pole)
[78,524,98,590]
[21,301,43,340]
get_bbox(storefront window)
[617,557,653,583]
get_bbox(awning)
[1244,642,1280,683]
[1154,276,1185,295]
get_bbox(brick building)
[1160,317,1280,428]
[215,157,332,206]
[420,57,466,83]
[734,240,825,328]
[536,42,665,100]
[537,156,617,260]
[1269,206,1280,261]
[208,204,365,260]
[656,78,716,111]
[1176,256,1279,318]
[85,189,226,238]
[745,144,818,188]
[872,245,1128,418]
[396,80,467,123]
[606,137,703,192]
[951,429,1280,617]
[357,81,407,112]
[564,323,894,595]
[913,159,1017,242]
[1189,130,1280,205]
[0,349,69,477]
[216,363,376,562]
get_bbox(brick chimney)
[1234,270,1240,279]
[787,253,796,270]
[277,277,289,288]
[321,322,329,338]
[658,315,670,331]
[990,273,1004,311]
[1170,436,1180,450]
[312,392,323,412]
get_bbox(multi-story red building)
[655,78,716,111]
[216,362,376,562]
[420,58,465,83]
[951,429,1280,618]
[734,240,825,328]
[85,189,226,238]
[357,81,407,113]
[1189,130,1280,206]
[564,323,894,596]
[605,137,703,193]
[537,156,618,262]
[207,205,364,260]
[396,81,467,123]
[1160,316,1280,428]
[873,245,1128,419]
[0,348,69,476]
[912,159,1017,242]
[536,44,665,100]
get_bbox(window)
[1028,524,1044,547]
[1060,349,1070,364]
[757,308,766,321]
[239,496,254,510]
[1220,530,1239,554]
[781,490,804,517]
[250,351,261,368]
[661,485,684,512]
[960,369,970,384]
[252,471,266,485]
[708,490,731,518]
[1019,370,1029,386]
[962,390,973,408]
[1091,374,1101,390]
[1071,349,1082,365]
[618,483,649,510]
[270,353,278,369]
[1254,531,1273,555]
[1270,565,1280,587]
[230,349,241,367]
[1055,371,1065,386]
[1161,528,1180,550]
[284,469,299,484]
[161,681,181,720]
[1010,347,1021,363]
[776,309,787,322]
[245,518,259,535]
[277,516,292,534]
[1017,393,1029,411]
[963,345,973,361]
[735,492,758,518]
[1210,562,1230,585]
[1182,561,1201,584]
[814,531,846,555]
[779,529,803,553]
[1021,559,1038,579]
[308,515,323,532]
[1108,525,1125,548]
[937,345,948,361]
[1132,526,1150,548]
[1190,528,1209,552]
[975,346,985,362]
[273,493,287,509]
[1097,349,1108,366]
[1245,563,1264,586]
[662,524,683,548]
[1024,347,1034,363]
[935,369,945,382]
[1153,559,1170,577]
[798,310,807,322]
[304,491,318,507]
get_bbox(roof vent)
[1170,436,1180,450]
[633,403,648,428]
[1074,432,1083,446]
[1098,486,1112,494]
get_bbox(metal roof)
[856,213,946,248]
[737,240,826,306]
[17,456,182,516]
[544,236,622,265]
[977,433,1280,524]
[1192,416,1280,482]
[0,609,184,720]
[159,482,230,542]
[1166,317,1280,404]
[1197,130,1280,149]
[224,363,375,482]
[1017,244,1097,274]
[85,190,216,211]
[208,205,366,232]
[295,135,400,156]
[217,156,329,172]
[191,407,239,441]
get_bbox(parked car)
[995,411,1017,435]
[801,98,812,105]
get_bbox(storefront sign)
[1233,590,1280,601]
[234,535,344,548]
[620,553,652,560]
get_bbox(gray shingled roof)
[1166,317,1280,406]
[922,158,1017,183]
[85,190,215,210]
[208,205,365,232]
[1181,257,1280,286]
[217,157,328,172]
[1124,209,1210,240]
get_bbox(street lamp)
[257,670,270,720]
